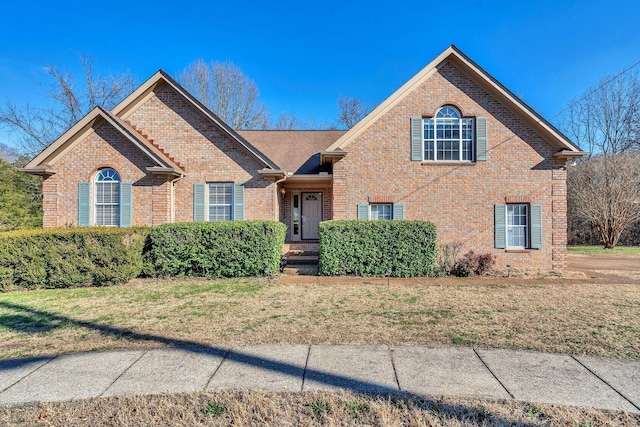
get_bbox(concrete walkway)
[0,345,638,413]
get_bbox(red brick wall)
[42,122,166,227]
[41,83,277,228]
[332,61,568,271]
[123,84,275,222]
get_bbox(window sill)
[420,161,476,166]
[504,249,531,253]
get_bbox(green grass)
[567,245,640,254]
[0,275,639,360]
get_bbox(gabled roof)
[237,130,346,174]
[326,45,585,156]
[111,70,280,170]
[22,106,184,176]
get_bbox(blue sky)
[1,0,639,147]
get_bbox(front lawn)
[1,276,638,360]
[568,245,640,254]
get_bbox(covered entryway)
[301,192,322,240]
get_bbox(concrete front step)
[283,265,318,276]
[286,255,319,265]
[283,242,320,255]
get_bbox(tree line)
[559,70,640,248]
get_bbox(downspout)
[274,174,288,222]
[169,173,186,223]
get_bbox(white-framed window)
[358,203,404,220]
[506,204,528,249]
[94,168,120,226]
[208,183,233,221]
[370,203,392,220]
[423,106,474,161]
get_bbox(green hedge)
[147,221,286,278]
[318,220,437,277]
[0,227,149,291]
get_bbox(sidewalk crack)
[99,350,147,397]
[0,355,57,394]
[571,355,640,412]
[389,346,401,391]
[300,345,311,391]
[473,348,514,399]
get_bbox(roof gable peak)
[110,69,279,170]
[325,45,581,153]
[22,107,184,175]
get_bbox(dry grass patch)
[1,390,638,426]
[0,277,639,359]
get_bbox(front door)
[301,192,322,240]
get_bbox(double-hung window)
[208,183,233,221]
[193,182,244,222]
[506,204,528,249]
[424,106,474,161]
[495,204,542,249]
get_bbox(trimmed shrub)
[147,221,286,278]
[318,220,437,277]
[0,227,149,291]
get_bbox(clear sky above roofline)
[1,0,639,149]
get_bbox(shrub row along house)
[22,46,586,271]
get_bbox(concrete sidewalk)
[0,345,638,413]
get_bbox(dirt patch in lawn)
[568,253,640,272]
[2,390,638,427]
[567,253,640,283]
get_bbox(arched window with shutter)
[94,168,121,226]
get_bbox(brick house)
[22,46,586,271]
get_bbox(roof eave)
[18,167,56,177]
[145,166,186,177]
[553,150,589,162]
[286,173,333,182]
[320,150,347,164]
[258,168,287,180]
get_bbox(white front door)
[301,192,322,240]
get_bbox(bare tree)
[559,71,640,155]
[0,56,136,157]
[568,153,640,248]
[178,60,270,130]
[274,112,303,130]
[0,142,19,163]
[560,69,640,248]
[336,96,370,129]
[272,112,335,130]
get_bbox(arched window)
[423,106,474,161]
[94,168,120,226]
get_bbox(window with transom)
[94,168,120,226]
[423,106,474,161]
